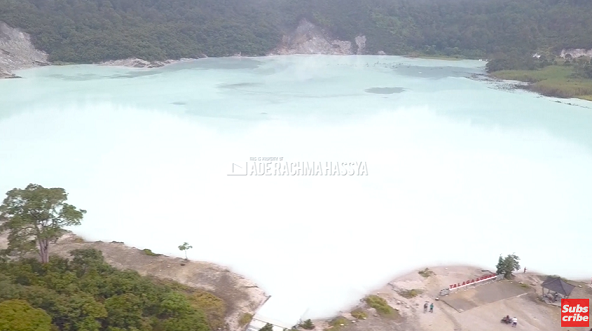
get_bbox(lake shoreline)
[402,53,465,61]
[407,54,592,102]
[491,68,592,102]
[11,53,592,104]
[4,230,590,331]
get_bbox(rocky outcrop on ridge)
[560,48,592,58]
[0,21,49,78]
[269,19,366,55]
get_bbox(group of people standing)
[423,302,434,313]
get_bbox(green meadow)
[492,65,592,101]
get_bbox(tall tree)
[495,255,505,275]
[495,253,521,279]
[0,184,86,263]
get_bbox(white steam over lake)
[1,55,591,324]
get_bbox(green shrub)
[300,319,315,329]
[364,295,394,315]
[351,308,367,319]
[325,316,349,330]
[418,268,435,278]
[259,323,273,331]
[142,248,159,256]
[398,289,423,298]
[188,291,227,330]
[239,313,253,326]
[0,299,52,331]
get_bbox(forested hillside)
[0,0,592,65]
[0,249,217,331]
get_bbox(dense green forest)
[1,0,592,66]
[0,249,217,331]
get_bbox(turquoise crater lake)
[1,55,591,323]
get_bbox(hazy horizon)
[1,55,591,324]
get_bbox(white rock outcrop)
[560,48,592,58]
[270,19,366,56]
[355,35,366,55]
[0,21,49,78]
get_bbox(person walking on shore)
[423,302,428,313]
[524,267,527,273]
[512,317,517,327]
[430,303,434,313]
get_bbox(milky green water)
[1,55,591,323]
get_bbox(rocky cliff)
[0,21,49,78]
[269,19,366,55]
[560,48,592,58]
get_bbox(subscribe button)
[561,299,590,327]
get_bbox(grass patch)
[398,289,423,298]
[520,283,531,289]
[418,268,435,278]
[325,316,349,330]
[350,308,367,320]
[142,248,160,256]
[364,295,396,316]
[238,313,253,326]
[491,65,592,100]
[188,291,227,330]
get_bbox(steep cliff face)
[0,21,49,78]
[269,19,366,55]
